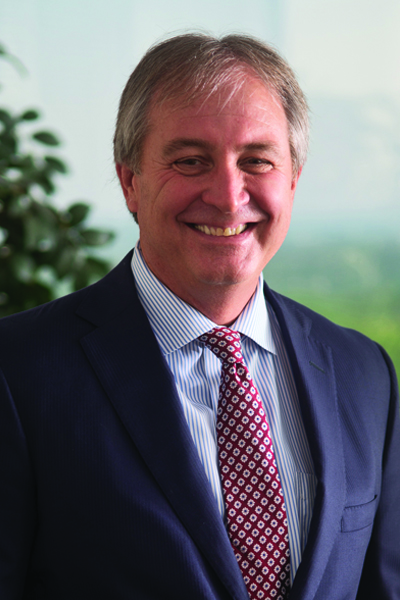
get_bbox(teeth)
[194,224,248,237]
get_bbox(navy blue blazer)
[0,251,399,599]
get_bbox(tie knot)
[199,327,244,365]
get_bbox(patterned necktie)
[199,327,290,600]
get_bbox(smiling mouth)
[193,224,249,237]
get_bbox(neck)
[138,245,259,325]
[170,279,258,326]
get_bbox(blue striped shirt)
[132,243,316,581]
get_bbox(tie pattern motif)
[200,327,290,600]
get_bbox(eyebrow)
[240,142,280,154]
[162,138,281,157]
[162,138,214,157]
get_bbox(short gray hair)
[114,33,309,177]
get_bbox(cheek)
[253,179,293,216]
[160,182,203,219]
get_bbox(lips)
[193,224,248,237]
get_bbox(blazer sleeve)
[0,365,36,599]
[356,346,400,599]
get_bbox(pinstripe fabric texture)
[132,244,317,581]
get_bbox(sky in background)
[1,0,399,261]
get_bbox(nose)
[201,163,249,213]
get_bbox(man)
[0,33,399,600]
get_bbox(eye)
[173,156,211,175]
[241,157,273,173]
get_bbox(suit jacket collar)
[75,253,346,600]
[76,252,249,600]
[266,285,346,600]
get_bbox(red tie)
[200,327,290,600]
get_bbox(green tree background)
[264,242,400,378]
[0,44,114,317]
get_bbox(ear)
[290,166,302,196]
[116,163,139,214]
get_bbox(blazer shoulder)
[0,281,90,337]
[0,250,136,359]
[266,285,393,375]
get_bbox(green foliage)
[264,241,400,378]
[284,288,400,379]
[0,45,114,318]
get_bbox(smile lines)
[194,224,248,237]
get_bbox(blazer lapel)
[266,286,346,600]
[76,254,249,600]
[73,254,345,599]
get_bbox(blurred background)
[0,0,399,373]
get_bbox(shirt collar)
[132,242,276,356]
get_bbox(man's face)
[119,75,301,307]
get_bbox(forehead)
[145,77,289,149]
